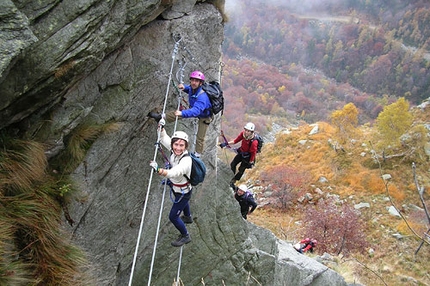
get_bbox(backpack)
[181,153,206,186]
[245,190,254,199]
[202,81,224,115]
[250,133,264,153]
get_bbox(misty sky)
[225,0,345,16]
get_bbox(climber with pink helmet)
[148,70,213,158]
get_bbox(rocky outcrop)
[0,1,348,285]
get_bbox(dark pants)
[230,153,250,181]
[166,111,212,154]
[169,191,192,236]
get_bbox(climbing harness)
[169,187,186,204]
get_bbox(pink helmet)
[189,70,205,81]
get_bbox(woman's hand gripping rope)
[158,118,165,130]
[150,161,160,173]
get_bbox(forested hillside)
[219,1,430,285]
[221,0,430,137]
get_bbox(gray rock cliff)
[0,0,348,285]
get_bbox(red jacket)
[300,238,315,252]
[233,131,258,162]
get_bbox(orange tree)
[329,102,359,146]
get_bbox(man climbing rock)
[148,70,212,158]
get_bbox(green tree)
[330,103,359,145]
[375,97,413,147]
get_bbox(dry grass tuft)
[1,135,91,285]
[3,190,91,285]
[56,122,121,173]
[54,60,76,78]
[0,214,33,285]
[0,139,47,194]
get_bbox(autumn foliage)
[375,97,413,148]
[221,0,430,284]
[300,198,369,256]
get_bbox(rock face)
[0,1,348,285]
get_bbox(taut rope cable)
[172,55,186,286]
[150,35,188,285]
[148,35,183,286]
[128,35,182,286]
[176,246,184,285]
[147,183,168,286]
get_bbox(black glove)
[248,161,254,168]
[230,182,236,191]
[219,142,228,148]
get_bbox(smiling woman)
[150,127,194,247]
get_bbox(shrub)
[260,165,311,210]
[301,197,369,256]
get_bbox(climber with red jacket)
[295,238,318,253]
[219,122,258,184]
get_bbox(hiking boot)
[171,234,191,247]
[181,215,193,224]
[147,112,162,122]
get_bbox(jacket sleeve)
[160,128,171,150]
[247,196,257,213]
[234,193,240,202]
[249,139,258,162]
[181,90,212,118]
[233,131,244,144]
[183,84,191,94]
[302,244,312,252]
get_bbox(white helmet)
[244,122,255,132]
[171,131,189,143]
[238,184,248,192]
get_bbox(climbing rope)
[129,33,222,285]
[128,35,182,286]
[172,44,187,285]
[147,182,169,286]
[176,247,184,286]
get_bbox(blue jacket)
[181,85,212,118]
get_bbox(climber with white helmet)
[219,122,258,184]
[148,70,213,158]
[150,125,194,247]
[230,184,258,219]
